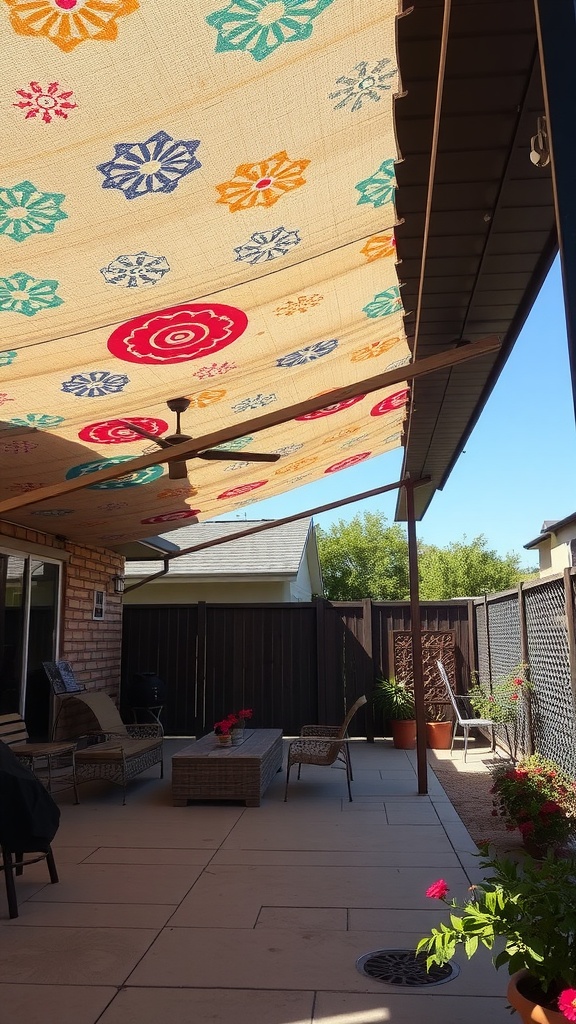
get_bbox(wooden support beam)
[0,335,500,515]
[405,479,428,795]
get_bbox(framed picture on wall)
[93,589,105,620]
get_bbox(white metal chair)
[436,661,495,762]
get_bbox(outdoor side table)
[172,728,283,807]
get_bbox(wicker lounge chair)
[284,695,367,802]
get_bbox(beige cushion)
[74,738,161,763]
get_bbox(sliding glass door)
[0,552,61,739]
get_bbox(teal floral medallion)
[0,181,67,243]
[206,0,335,62]
[0,273,63,317]
[355,158,396,208]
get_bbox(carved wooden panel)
[390,630,457,701]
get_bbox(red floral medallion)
[78,417,169,445]
[325,452,372,473]
[108,303,248,365]
[370,389,409,416]
[141,510,201,524]
[295,395,365,421]
[217,481,268,499]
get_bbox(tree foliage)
[316,511,409,601]
[317,513,534,601]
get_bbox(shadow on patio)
[0,739,511,1023]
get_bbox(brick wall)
[0,521,124,699]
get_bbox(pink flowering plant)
[467,665,529,724]
[214,714,237,735]
[417,846,576,1018]
[491,753,576,851]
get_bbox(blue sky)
[220,257,576,564]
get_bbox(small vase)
[216,733,232,747]
[507,971,565,1023]
[231,727,245,746]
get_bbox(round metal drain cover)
[356,948,459,987]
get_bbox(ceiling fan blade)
[119,420,173,449]
[168,460,189,480]
[196,450,280,463]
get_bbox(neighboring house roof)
[524,513,576,550]
[124,518,323,592]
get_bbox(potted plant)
[425,702,453,750]
[417,846,576,1022]
[490,753,576,857]
[230,708,253,744]
[372,678,416,749]
[468,666,529,758]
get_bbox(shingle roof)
[524,512,576,550]
[124,519,315,578]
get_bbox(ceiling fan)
[122,397,280,480]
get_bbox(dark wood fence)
[121,599,475,737]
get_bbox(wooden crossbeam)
[0,335,500,515]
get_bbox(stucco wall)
[538,525,576,576]
[124,578,291,604]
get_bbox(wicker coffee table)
[171,729,283,807]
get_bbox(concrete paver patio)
[0,739,512,1023]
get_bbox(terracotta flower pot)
[507,971,566,1023]
[391,719,417,749]
[426,721,453,750]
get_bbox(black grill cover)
[128,673,166,707]
[0,740,60,851]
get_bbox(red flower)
[558,989,576,1021]
[540,800,562,815]
[214,719,233,735]
[238,708,253,720]
[426,879,449,900]
[510,693,519,701]
[513,678,523,686]
[518,821,535,835]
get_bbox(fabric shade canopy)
[0,0,410,546]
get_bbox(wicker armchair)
[284,695,367,802]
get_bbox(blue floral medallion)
[329,60,396,112]
[0,272,63,317]
[0,181,67,243]
[30,509,73,517]
[362,286,402,319]
[10,413,64,429]
[0,350,17,366]
[206,0,335,62]
[355,158,396,208]
[96,131,201,200]
[61,370,129,398]
[100,251,170,287]
[65,455,164,490]
[272,443,304,456]
[234,226,300,265]
[232,393,277,413]
[276,338,338,367]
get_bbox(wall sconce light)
[112,574,125,595]
[530,116,551,167]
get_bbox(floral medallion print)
[186,388,226,409]
[276,338,337,367]
[325,452,371,473]
[223,460,251,471]
[107,302,248,364]
[325,426,359,442]
[97,501,128,511]
[193,361,237,380]
[384,431,402,445]
[216,151,309,213]
[272,443,303,456]
[65,455,163,490]
[370,389,409,416]
[9,481,45,493]
[232,393,277,413]
[355,158,396,208]
[30,508,72,517]
[0,393,14,406]
[10,412,63,429]
[360,232,395,262]
[100,252,170,288]
[4,0,139,52]
[78,417,168,445]
[0,273,63,317]
[1,439,38,454]
[97,131,201,200]
[206,0,335,62]
[61,370,129,398]
[213,435,253,451]
[341,433,369,448]
[13,81,77,124]
[141,509,201,524]
[234,226,300,265]
[363,286,402,319]
[296,395,365,420]
[0,350,17,366]
[156,487,196,500]
[274,293,323,316]
[0,181,67,243]
[217,480,267,499]
[329,59,395,112]
[274,455,317,475]
[350,337,399,362]
[385,356,411,372]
